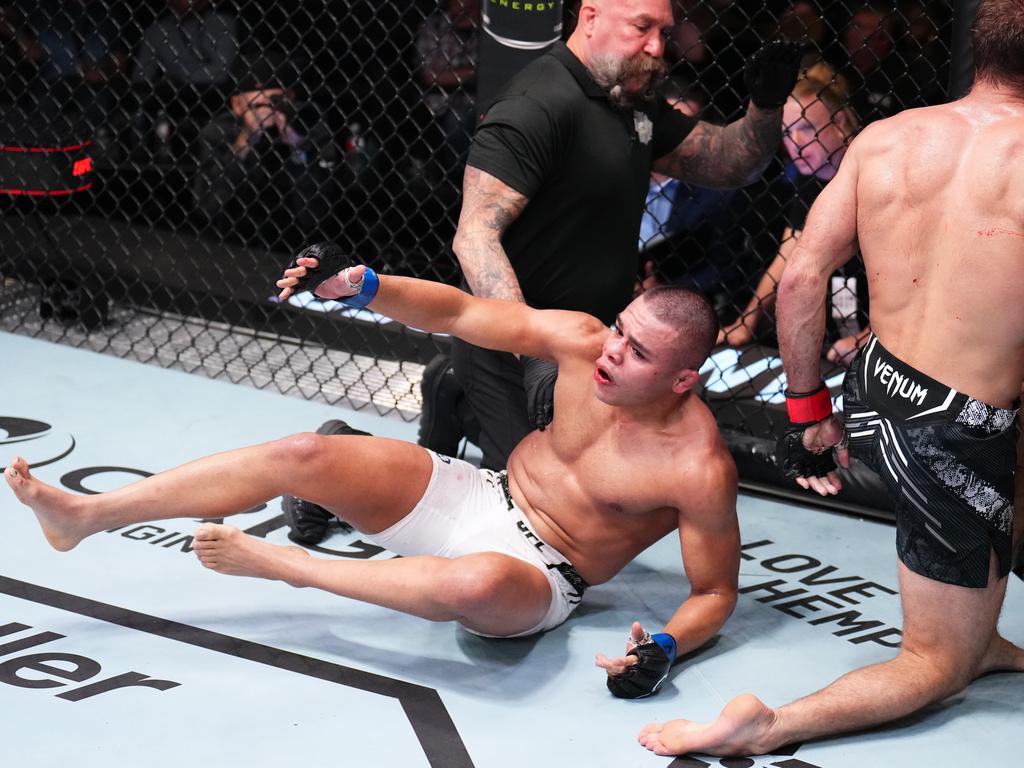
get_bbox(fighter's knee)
[270,432,332,468]
[442,555,522,614]
[898,644,975,696]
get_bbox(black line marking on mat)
[4,436,76,472]
[666,743,821,768]
[0,575,474,768]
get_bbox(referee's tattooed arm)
[453,166,529,303]
[654,106,782,189]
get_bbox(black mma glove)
[606,632,677,699]
[521,355,557,431]
[776,428,838,480]
[776,382,841,480]
[285,241,354,295]
[744,40,804,110]
[281,419,369,545]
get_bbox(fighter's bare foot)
[193,523,311,585]
[5,456,94,551]
[977,633,1024,676]
[638,694,779,757]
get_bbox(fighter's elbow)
[777,258,820,304]
[692,584,739,615]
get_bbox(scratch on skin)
[977,228,1024,238]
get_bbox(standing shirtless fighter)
[6,245,739,699]
[637,0,1024,755]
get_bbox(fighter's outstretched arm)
[278,260,604,365]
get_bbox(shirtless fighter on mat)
[637,0,1024,755]
[6,242,740,699]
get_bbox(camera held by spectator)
[193,50,338,250]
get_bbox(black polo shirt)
[466,42,696,324]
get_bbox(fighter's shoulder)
[672,447,738,525]
[849,105,960,156]
[667,415,737,496]
[539,309,608,361]
[844,113,907,158]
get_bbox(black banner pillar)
[948,0,981,99]
[477,0,564,112]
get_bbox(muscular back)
[853,93,1024,405]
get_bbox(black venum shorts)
[843,336,1019,588]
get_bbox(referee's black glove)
[744,40,804,110]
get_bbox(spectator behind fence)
[718,64,870,366]
[27,0,130,132]
[668,0,769,120]
[827,2,910,125]
[898,0,952,108]
[192,50,335,251]
[133,0,238,129]
[774,1,828,51]
[414,0,481,183]
[636,78,748,307]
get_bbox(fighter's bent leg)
[5,433,433,551]
[640,555,1015,757]
[978,408,1024,670]
[194,524,552,635]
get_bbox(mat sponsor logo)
[102,511,393,561]
[1,414,395,561]
[1,579,471,768]
[0,416,75,470]
[0,620,180,701]
[739,539,902,649]
[669,754,824,768]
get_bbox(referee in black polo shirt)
[446,0,803,470]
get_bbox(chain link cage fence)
[1,0,959,510]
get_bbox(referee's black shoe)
[417,353,465,456]
[281,419,369,545]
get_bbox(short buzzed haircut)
[972,0,1024,93]
[640,286,719,370]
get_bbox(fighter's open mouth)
[595,367,612,385]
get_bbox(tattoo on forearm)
[458,232,526,303]
[454,167,529,303]
[667,108,782,188]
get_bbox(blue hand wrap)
[651,632,677,664]
[340,267,379,309]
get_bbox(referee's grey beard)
[589,52,666,110]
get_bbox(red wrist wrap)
[785,383,832,425]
